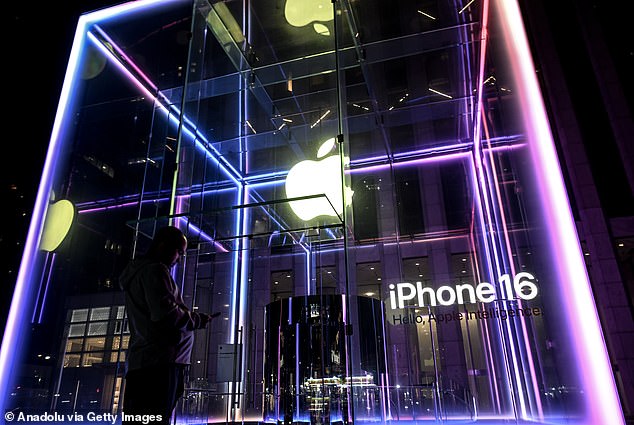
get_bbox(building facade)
[1,0,630,424]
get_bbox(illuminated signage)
[388,272,539,309]
[284,0,333,36]
[285,138,353,221]
[39,199,75,252]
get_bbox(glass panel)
[1,0,623,423]
[87,322,108,336]
[68,324,86,338]
[112,335,130,351]
[82,352,104,367]
[357,262,382,299]
[110,352,126,363]
[116,306,126,319]
[65,339,84,353]
[84,337,107,352]
[89,308,111,322]
[64,354,81,368]
[70,309,89,323]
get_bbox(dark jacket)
[119,257,207,371]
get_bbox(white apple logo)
[39,199,75,252]
[284,0,333,36]
[285,138,353,221]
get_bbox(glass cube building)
[0,0,626,423]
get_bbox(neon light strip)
[93,25,157,91]
[244,170,288,184]
[95,16,245,183]
[77,199,159,214]
[468,0,528,416]
[238,186,250,344]
[244,0,250,176]
[0,15,90,409]
[76,186,238,213]
[86,32,242,186]
[482,109,543,417]
[350,151,469,174]
[467,160,503,414]
[241,142,472,184]
[234,16,251,411]
[315,232,468,255]
[352,142,471,165]
[227,183,246,418]
[295,322,300,418]
[459,0,476,14]
[0,1,223,410]
[229,185,244,339]
[305,244,311,295]
[473,108,529,419]
[30,255,50,324]
[469,95,515,419]
[86,35,241,184]
[498,0,625,422]
[175,217,229,253]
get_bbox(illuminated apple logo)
[284,0,333,36]
[80,44,107,80]
[39,199,75,252]
[285,138,353,221]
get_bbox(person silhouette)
[119,225,218,424]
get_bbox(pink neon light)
[87,32,243,185]
[87,31,157,100]
[349,151,470,174]
[0,15,91,409]
[78,200,144,214]
[496,0,624,423]
[481,109,543,417]
[93,26,158,91]
[0,1,188,409]
[468,0,527,415]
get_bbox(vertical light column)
[496,0,625,423]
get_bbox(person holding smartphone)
[119,225,220,424]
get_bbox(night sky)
[2,0,632,337]
[3,1,122,336]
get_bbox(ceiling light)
[458,0,476,14]
[310,110,331,129]
[417,10,436,20]
[428,87,453,99]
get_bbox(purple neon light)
[0,17,89,410]
[2,0,621,421]
[87,29,240,189]
[349,151,470,174]
[174,216,229,253]
[0,0,188,411]
[86,31,243,186]
[467,0,534,416]
[349,142,471,166]
[93,25,158,91]
[470,221,503,412]
[497,0,624,422]
[30,254,51,324]
[467,161,510,414]
[482,111,543,417]
[76,186,239,215]
[37,256,55,325]
[78,199,151,214]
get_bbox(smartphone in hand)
[210,312,221,318]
